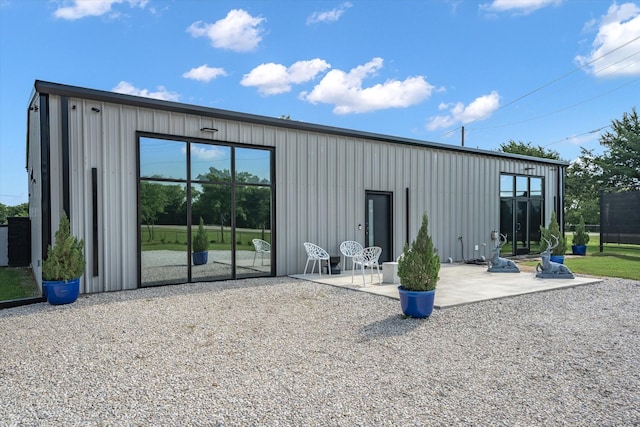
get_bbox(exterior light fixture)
[200,127,218,132]
[91,107,101,113]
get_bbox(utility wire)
[465,77,640,132]
[543,125,610,148]
[439,34,640,138]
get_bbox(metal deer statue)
[488,233,520,273]
[535,236,574,279]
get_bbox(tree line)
[140,167,271,242]
[0,203,28,225]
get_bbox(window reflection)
[139,136,272,285]
[191,183,232,282]
[140,138,186,180]
[500,175,513,197]
[530,178,542,197]
[236,147,271,184]
[140,180,188,286]
[235,186,272,277]
[191,144,231,182]
[516,176,528,197]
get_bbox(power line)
[439,34,640,138]
[466,77,640,132]
[543,125,610,148]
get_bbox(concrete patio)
[291,262,603,308]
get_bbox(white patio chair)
[340,240,363,271]
[252,239,271,266]
[352,246,382,286]
[303,242,331,276]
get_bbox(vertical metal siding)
[51,92,563,287]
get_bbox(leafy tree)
[157,184,186,225]
[498,140,563,160]
[592,107,640,190]
[193,167,232,242]
[566,108,640,226]
[0,202,29,224]
[140,181,168,241]
[565,154,600,226]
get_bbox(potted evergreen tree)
[539,211,567,264]
[192,217,209,265]
[397,213,440,318]
[571,215,590,256]
[42,212,85,305]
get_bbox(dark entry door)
[365,192,393,263]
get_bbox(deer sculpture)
[488,233,520,273]
[535,235,574,279]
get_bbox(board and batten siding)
[36,90,560,294]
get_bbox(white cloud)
[480,0,562,15]
[112,81,180,101]
[187,9,265,52]
[426,91,501,130]
[53,0,148,20]
[300,58,435,114]
[183,65,228,82]
[307,2,353,24]
[575,2,640,77]
[241,59,331,95]
[189,145,228,161]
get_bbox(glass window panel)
[500,175,514,197]
[529,199,543,249]
[516,176,528,197]
[516,200,528,252]
[191,183,232,281]
[235,186,272,278]
[235,147,271,184]
[191,143,231,183]
[530,177,543,197]
[499,198,514,256]
[140,137,186,180]
[140,180,188,286]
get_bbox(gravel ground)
[1,277,638,426]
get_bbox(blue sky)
[1,0,639,206]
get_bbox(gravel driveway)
[1,277,638,426]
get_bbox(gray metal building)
[27,80,568,294]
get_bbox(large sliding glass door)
[500,174,544,256]
[138,136,273,287]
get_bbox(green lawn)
[522,235,640,281]
[141,225,270,252]
[0,267,40,301]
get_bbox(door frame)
[364,191,394,263]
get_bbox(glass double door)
[500,198,542,256]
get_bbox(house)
[27,80,568,294]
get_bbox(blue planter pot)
[192,251,208,265]
[398,287,436,318]
[550,255,565,264]
[44,278,80,305]
[572,245,587,256]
